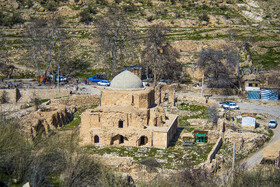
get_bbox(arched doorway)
[110,134,127,145]
[120,135,124,144]
[139,136,148,146]
[94,135,99,143]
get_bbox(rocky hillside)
[0,0,279,79]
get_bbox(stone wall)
[51,94,100,109]
[20,104,74,137]
[18,88,71,103]
[167,115,178,146]
[101,88,154,108]
[0,88,71,103]
[207,137,223,163]
[176,92,217,106]
[262,139,280,160]
[155,83,177,106]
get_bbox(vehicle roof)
[269,120,277,122]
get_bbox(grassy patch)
[252,46,280,68]
[178,103,208,119]
[81,142,214,169]
[268,129,274,138]
[61,105,97,130]
[39,99,50,105]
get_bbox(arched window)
[94,135,99,143]
[118,120,124,128]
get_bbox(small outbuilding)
[193,131,208,144]
[241,113,256,129]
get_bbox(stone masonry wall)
[0,88,71,103]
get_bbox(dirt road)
[237,102,280,169]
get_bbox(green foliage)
[0,91,9,104]
[44,0,58,11]
[39,99,50,105]
[0,119,126,186]
[199,13,210,22]
[62,106,98,130]
[268,129,274,138]
[0,10,25,27]
[140,158,161,172]
[232,168,280,186]
[79,5,97,24]
[252,46,280,68]
[146,15,155,22]
[178,103,208,119]
[96,0,108,6]
[122,2,138,13]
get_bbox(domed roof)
[110,70,143,90]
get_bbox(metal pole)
[232,142,236,171]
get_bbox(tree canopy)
[141,23,182,85]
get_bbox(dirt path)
[237,102,280,169]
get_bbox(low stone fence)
[176,92,217,106]
[0,88,71,103]
[207,137,223,163]
[51,94,100,109]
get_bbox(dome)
[110,70,143,90]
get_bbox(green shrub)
[147,16,154,22]
[0,91,9,104]
[140,158,161,172]
[79,8,93,24]
[0,120,127,186]
[0,10,25,27]
[45,0,58,11]
[199,13,210,22]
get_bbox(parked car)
[55,75,68,82]
[97,80,110,86]
[269,120,277,129]
[222,102,239,110]
[219,101,234,106]
[88,74,107,83]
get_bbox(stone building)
[80,70,178,148]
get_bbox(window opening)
[118,120,124,128]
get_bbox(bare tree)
[197,48,238,88]
[0,32,15,78]
[94,7,136,76]
[267,68,280,87]
[228,29,253,94]
[141,23,181,86]
[26,14,69,81]
[26,18,46,79]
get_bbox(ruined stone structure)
[80,70,178,148]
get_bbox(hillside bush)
[0,10,25,27]
[79,5,97,24]
[0,120,127,186]
[199,13,210,22]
